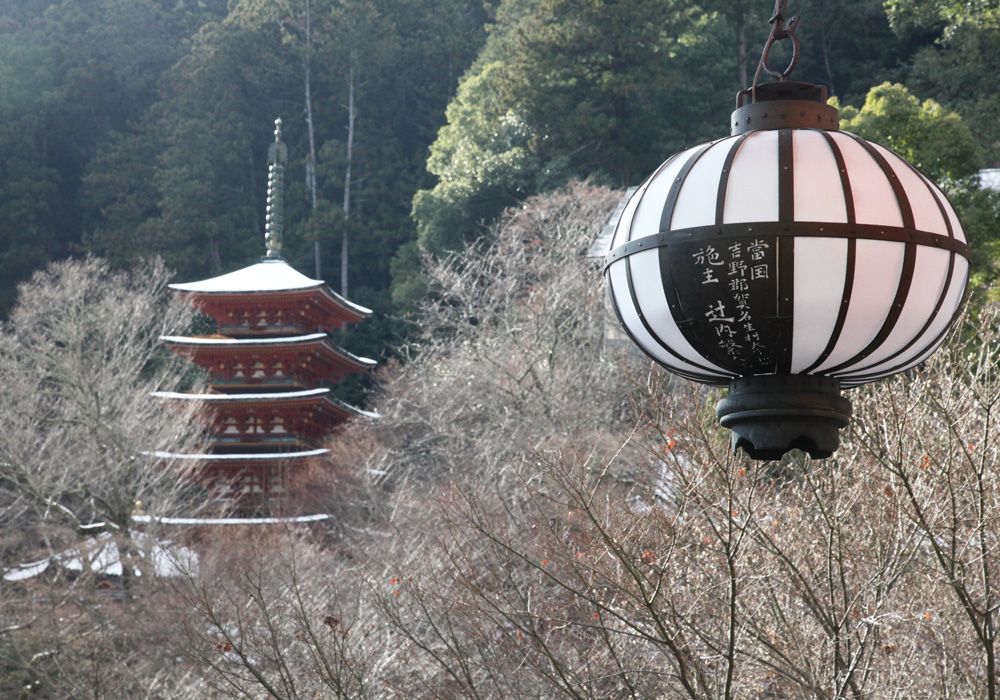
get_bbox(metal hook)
[751,0,801,101]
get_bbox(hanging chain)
[751,0,801,101]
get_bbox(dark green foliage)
[836,82,1000,288]
[0,0,230,317]
[789,0,916,102]
[2,0,1000,388]
[407,0,923,271]
[78,0,488,311]
[908,26,1000,165]
[951,185,1000,291]
[886,0,1000,38]
[837,82,982,181]
[410,0,721,262]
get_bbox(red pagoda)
[156,119,375,513]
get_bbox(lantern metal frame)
[602,2,970,460]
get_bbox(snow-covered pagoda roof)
[3,531,198,581]
[151,387,380,419]
[161,332,327,346]
[153,387,329,401]
[150,448,329,461]
[159,333,377,370]
[169,259,371,315]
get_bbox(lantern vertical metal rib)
[776,127,795,376]
[604,77,970,460]
[798,130,856,375]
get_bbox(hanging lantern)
[603,1,969,460]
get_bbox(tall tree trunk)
[816,0,837,95]
[302,0,321,279]
[342,54,356,299]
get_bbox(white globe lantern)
[604,78,969,459]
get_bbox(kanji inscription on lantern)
[693,245,724,267]
[673,236,775,371]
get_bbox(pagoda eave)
[161,334,375,384]
[153,389,364,440]
[180,287,368,335]
[150,448,329,465]
[157,120,374,514]
[169,259,371,334]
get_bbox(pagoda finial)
[264,118,288,260]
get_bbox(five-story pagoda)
[155,119,374,513]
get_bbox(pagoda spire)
[264,118,288,260]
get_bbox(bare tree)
[850,306,1000,700]
[171,181,1000,700]
[175,525,405,699]
[0,257,206,542]
[0,257,213,698]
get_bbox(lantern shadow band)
[603,221,969,272]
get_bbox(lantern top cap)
[732,1,838,135]
[737,81,826,107]
[731,81,839,135]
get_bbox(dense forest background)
[9,2,1000,696]
[3,0,1000,394]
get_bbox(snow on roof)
[331,345,378,367]
[588,187,637,258]
[168,258,372,315]
[160,332,328,346]
[160,333,378,370]
[4,558,51,582]
[981,168,1000,191]
[3,531,198,581]
[170,259,321,293]
[132,513,331,525]
[148,448,329,461]
[150,388,379,419]
[152,388,330,401]
[331,398,380,419]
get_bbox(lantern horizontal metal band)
[604,81,970,459]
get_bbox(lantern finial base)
[716,375,851,461]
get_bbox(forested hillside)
[0,0,491,369]
[3,0,1000,364]
[6,1,1000,696]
